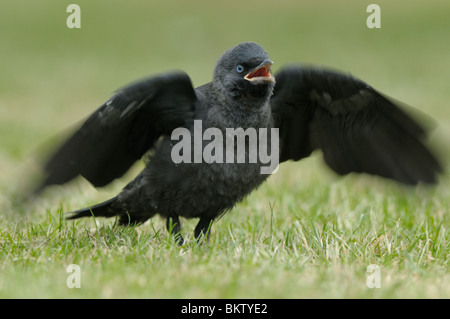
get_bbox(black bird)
[36,42,441,244]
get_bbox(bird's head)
[213,42,275,105]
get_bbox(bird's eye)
[236,65,244,73]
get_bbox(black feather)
[271,65,442,184]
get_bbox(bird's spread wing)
[270,65,441,184]
[38,71,196,190]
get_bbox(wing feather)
[38,71,196,190]
[271,65,441,184]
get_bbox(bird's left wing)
[36,71,197,192]
[270,65,441,184]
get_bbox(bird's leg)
[166,215,184,245]
[194,217,214,244]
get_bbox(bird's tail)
[66,196,119,220]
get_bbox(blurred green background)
[1,1,449,165]
[1,0,449,298]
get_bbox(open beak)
[244,60,275,83]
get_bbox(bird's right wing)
[270,65,442,185]
[37,71,197,191]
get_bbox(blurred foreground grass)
[0,0,449,298]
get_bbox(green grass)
[2,168,450,298]
[1,0,450,298]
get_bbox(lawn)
[0,0,449,299]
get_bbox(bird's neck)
[209,85,271,129]
[209,82,272,129]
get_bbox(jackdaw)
[35,42,442,244]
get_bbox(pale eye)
[236,65,244,73]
